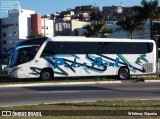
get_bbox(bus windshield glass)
[8,45,40,68]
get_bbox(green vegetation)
[141,0,160,39]
[0,100,160,119]
[117,6,144,39]
[83,20,112,38]
[83,11,112,38]
[27,32,45,39]
[1,99,160,110]
[83,0,160,39]
[117,0,160,39]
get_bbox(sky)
[0,0,159,18]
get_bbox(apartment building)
[0,9,35,64]
[54,21,71,36]
[103,6,128,21]
[75,5,99,14]
[0,9,54,65]
[42,18,54,36]
[31,14,54,37]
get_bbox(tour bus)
[7,36,156,80]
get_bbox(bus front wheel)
[40,69,53,80]
[118,67,130,80]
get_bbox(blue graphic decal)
[117,54,132,66]
[54,54,80,59]
[42,54,146,76]
[29,67,41,75]
[54,67,68,76]
[86,54,119,68]
[117,54,136,73]
[44,56,69,76]
[43,54,120,75]
[99,54,145,73]
[135,54,148,66]
[83,67,91,74]
[63,57,107,72]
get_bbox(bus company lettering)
[53,57,119,69]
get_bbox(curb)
[144,80,160,83]
[0,80,160,88]
[0,81,122,88]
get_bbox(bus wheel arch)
[40,68,54,80]
[118,66,130,80]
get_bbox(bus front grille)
[142,63,153,73]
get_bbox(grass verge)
[0,100,160,119]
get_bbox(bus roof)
[15,36,155,47]
[47,36,155,43]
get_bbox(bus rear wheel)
[40,69,53,80]
[118,67,130,80]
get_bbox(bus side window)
[41,50,53,57]
[97,42,104,54]
[41,42,54,57]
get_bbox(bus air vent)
[142,63,153,73]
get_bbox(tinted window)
[41,42,99,56]
[17,37,48,46]
[15,46,39,66]
[3,33,6,37]
[101,42,153,54]
[41,41,153,56]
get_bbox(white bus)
[7,36,156,80]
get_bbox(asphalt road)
[0,82,160,106]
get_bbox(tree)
[27,32,44,39]
[141,0,160,39]
[117,7,144,39]
[90,11,106,21]
[83,11,112,38]
[83,20,112,38]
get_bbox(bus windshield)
[8,45,40,68]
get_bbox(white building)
[0,9,35,63]
[0,9,54,65]
[71,19,89,36]
[42,18,54,37]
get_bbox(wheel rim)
[42,72,50,80]
[120,69,128,79]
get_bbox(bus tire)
[118,67,130,80]
[40,69,53,80]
